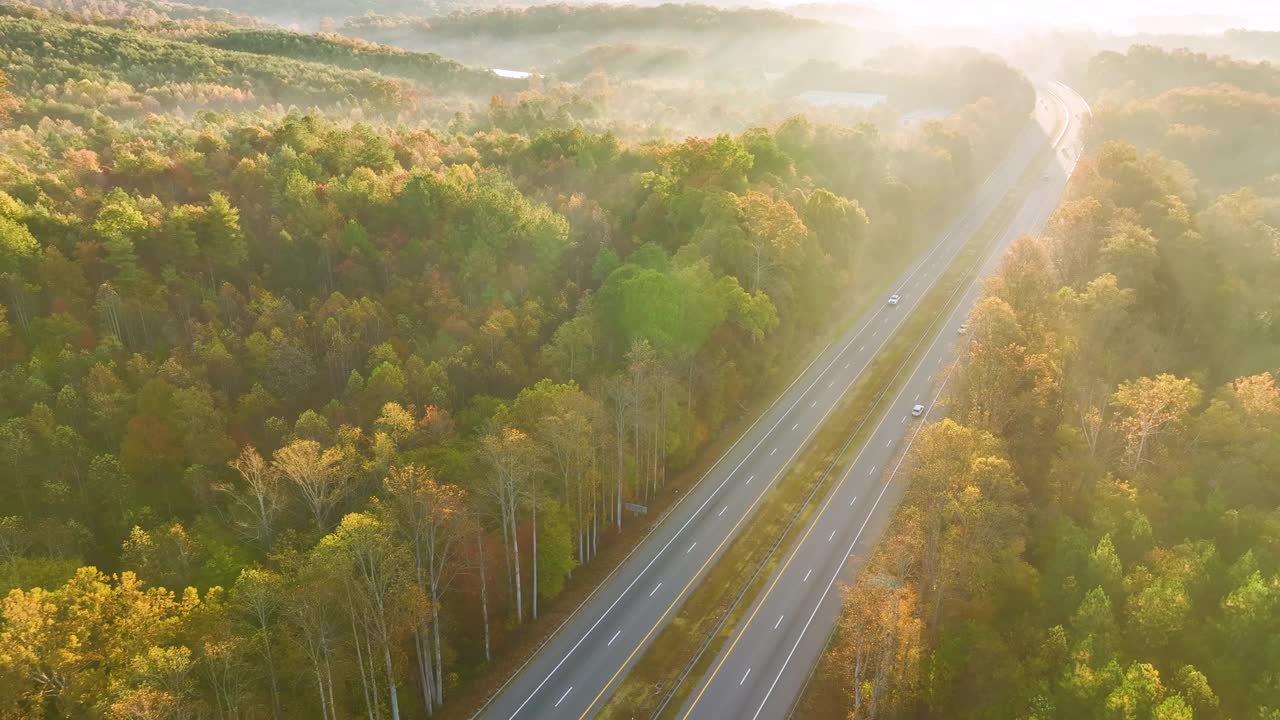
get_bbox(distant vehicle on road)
[957,323,968,335]
[911,404,925,417]
[888,294,900,305]
[1041,172,1050,181]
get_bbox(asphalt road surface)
[675,81,1090,720]
[475,83,1082,720]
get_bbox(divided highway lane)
[475,91,1066,720]
[676,82,1090,720]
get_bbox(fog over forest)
[0,1,1276,719]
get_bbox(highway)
[474,85,1077,720]
[675,81,1090,720]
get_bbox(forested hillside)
[1083,45,1280,198]
[807,45,1280,720]
[16,0,264,26]
[0,3,1037,717]
[0,0,527,126]
[337,3,884,81]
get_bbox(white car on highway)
[887,294,900,306]
[911,404,925,417]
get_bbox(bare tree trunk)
[616,435,624,530]
[383,643,401,720]
[323,641,338,720]
[365,628,383,720]
[431,596,444,704]
[314,664,329,720]
[477,532,491,662]
[531,495,539,621]
[511,504,524,624]
[263,631,281,720]
[576,472,584,565]
[351,605,376,720]
[499,510,513,603]
[415,626,434,715]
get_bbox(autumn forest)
[0,0,1277,719]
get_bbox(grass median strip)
[595,137,1056,720]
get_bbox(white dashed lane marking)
[555,688,572,708]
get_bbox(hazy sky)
[855,0,1280,31]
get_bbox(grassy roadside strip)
[447,174,954,720]
[596,136,1058,720]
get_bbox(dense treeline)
[16,0,265,27]
[776,49,1036,166]
[0,9,410,117]
[812,49,1280,720]
[344,3,822,39]
[186,29,511,93]
[1085,46,1280,196]
[0,0,1024,142]
[779,49,1035,111]
[1084,44,1280,99]
[193,0,497,26]
[553,43,704,82]
[335,2,883,86]
[0,11,1036,715]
